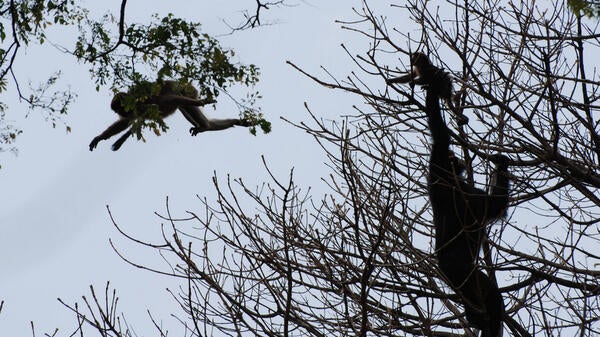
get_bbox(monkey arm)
[386,72,414,84]
[460,156,509,224]
[425,90,452,176]
[486,155,510,219]
[189,118,246,136]
[206,118,246,131]
[180,106,248,136]
[89,118,130,151]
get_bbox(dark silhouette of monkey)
[388,52,468,125]
[89,80,251,151]
[395,53,509,336]
[426,74,508,337]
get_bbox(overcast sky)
[0,1,375,335]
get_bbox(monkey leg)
[461,270,504,337]
[111,129,133,151]
[438,251,504,337]
[89,118,130,151]
[189,119,247,136]
[151,95,216,106]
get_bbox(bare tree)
[61,1,600,337]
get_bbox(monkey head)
[410,52,431,69]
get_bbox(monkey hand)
[89,137,100,151]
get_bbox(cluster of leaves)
[24,71,75,130]
[74,13,269,138]
[0,1,82,155]
[241,91,271,135]
[568,0,600,16]
[2,0,83,45]
[0,97,21,167]
[0,76,15,157]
